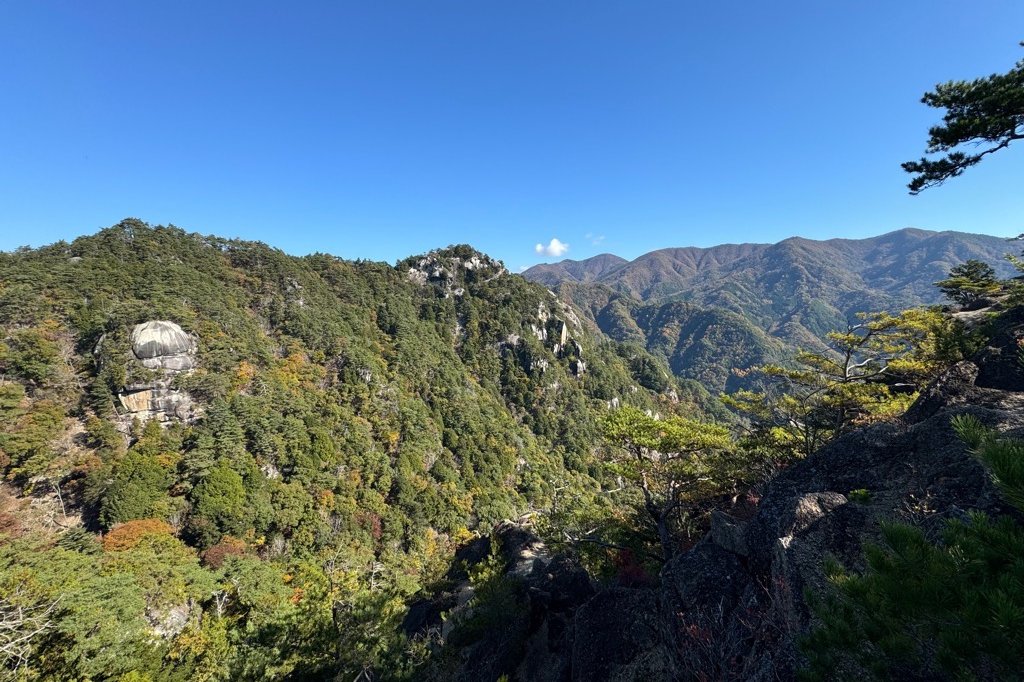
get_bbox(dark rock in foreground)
[412,310,1024,680]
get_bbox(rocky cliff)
[103,320,198,426]
[412,308,1024,681]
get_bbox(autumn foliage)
[102,518,175,552]
[200,535,247,568]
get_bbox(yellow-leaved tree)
[724,308,973,460]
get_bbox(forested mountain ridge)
[0,219,693,680]
[1,220,1018,680]
[525,228,1016,302]
[526,228,1018,391]
[2,35,1019,681]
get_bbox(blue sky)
[1,2,1022,270]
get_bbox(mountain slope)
[525,229,1017,391]
[0,220,694,680]
[411,306,1024,681]
[526,229,1015,304]
[532,253,629,284]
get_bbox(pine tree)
[903,42,1024,193]
[725,309,957,460]
[935,259,1001,307]
[600,406,733,560]
[99,420,173,527]
[188,461,248,547]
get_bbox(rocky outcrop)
[405,522,595,682]
[416,309,1024,681]
[112,321,198,425]
[406,249,507,298]
[671,310,1024,678]
[130,321,196,370]
[572,589,667,682]
[146,600,194,638]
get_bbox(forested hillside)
[0,220,694,680]
[526,229,1017,391]
[526,229,1016,305]
[1,220,1018,681]
[3,17,1020,681]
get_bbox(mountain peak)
[400,244,508,294]
[521,228,1016,392]
[523,228,1012,292]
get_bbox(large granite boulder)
[113,320,198,425]
[130,320,196,370]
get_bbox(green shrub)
[801,416,1024,680]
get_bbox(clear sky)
[1,2,1021,270]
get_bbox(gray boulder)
[130,320,197,370]
[112,320,198,425]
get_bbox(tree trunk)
[656,514,674,562]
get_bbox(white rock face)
[118,387,194,421]
[130,321,196,370]
[112,320,198,425]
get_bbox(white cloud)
[584,232,606,246]
[535,238,569,258]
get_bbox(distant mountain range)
[523,228,1019,391]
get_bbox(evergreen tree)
[801,415,1024,680]
[101,451,172,528]
[935,259,1001,307]
[100,419,175,527]
[725,309,958,460]
[0,325,63,387]
[189,461,248,547]
[600,406,733,561]
[903,42,1024,193]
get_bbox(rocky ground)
[406,308,1024,681]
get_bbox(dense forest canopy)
[0,216,1020,680]
[0,219,708,680]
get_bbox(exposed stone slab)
[130,320,196,370]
